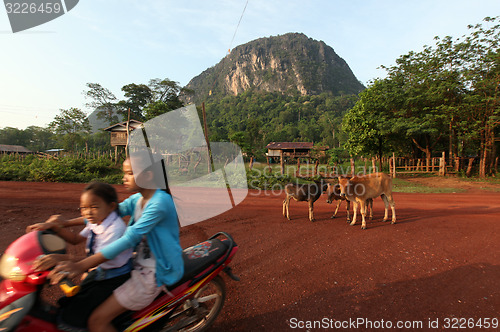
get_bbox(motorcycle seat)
[170,239,228,289]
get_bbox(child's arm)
[26,215,85,233]
[33,253,88,271]
[33,253,70,271]
[48,252,108,284]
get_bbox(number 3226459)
[443,318,498,329]
[5,2,62,14]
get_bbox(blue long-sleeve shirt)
[100,189,184,287]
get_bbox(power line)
[228,0,249,54]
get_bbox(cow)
[326,183,373,222]
[283,180,328,222]
[338,172,396,229]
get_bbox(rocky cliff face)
[182,33,364,105]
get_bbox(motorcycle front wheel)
[158,276,226,332]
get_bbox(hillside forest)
[1,17,499,178]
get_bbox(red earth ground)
[1,178,499,331]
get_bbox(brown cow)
[283,180,328,222]
[338,172,396,229]
[326,183,373,222]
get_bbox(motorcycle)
[0,230,239,332]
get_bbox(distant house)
[103,120,143,159]
[265,142,329,174]
[266,142,314,159]
[0,144,32,154]
[103,120,143,147]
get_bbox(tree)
[0,127,30,146]
[142,78,184,121]
[49,108,91,135]
[381,48,452,167]
[342,79,401,170]
[83,83,119,124]
[142,101,172,121]
[117,83,153,121]
[229,131,250,155]
[458,17,500,177]
[0,126,57,151]
[24,126,56,151]
[149,78,183,104]
[110,78,186,121]
[48,108,91,152]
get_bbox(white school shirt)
[80,211,133,270]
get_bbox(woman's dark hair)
[127,151,172,195]
[83,181,119,206]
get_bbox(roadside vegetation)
[3,154,497,195]
[0,154,123,184]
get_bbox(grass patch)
[458,176,500,187]
[392,178,466,193]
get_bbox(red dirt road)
[1,181,499,331]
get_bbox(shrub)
[0,154,122,183]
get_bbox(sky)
[1,0,499,130]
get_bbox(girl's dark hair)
[83,181,118,205]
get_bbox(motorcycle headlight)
[0,255,26,282]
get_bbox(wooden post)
[296,158,301,176]
[125,108,131,159]
[439,151,446,176]
[392,152,396,178]
[350,158,355,177]
[280,150,284,175]
[201,102,212,173]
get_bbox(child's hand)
[33,254,66,271]
[26,222,54,233]
[26,215,63,233]
[49,261,85,284]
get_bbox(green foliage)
[49,108,91,135]
[0,126,56,152]
[342,79,401,159]
[0,154,122,183]
[246,169,292,190]
[0,127,112,153]
[83,83,119,123]
[205,91,358,152]
[343,16,500,177]
[327,147,349,165]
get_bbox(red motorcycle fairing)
[0,231,238,332]
[12,315,56,332]
[0,231,64,308]
[0,279,37,308]
[0,292,37,331]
